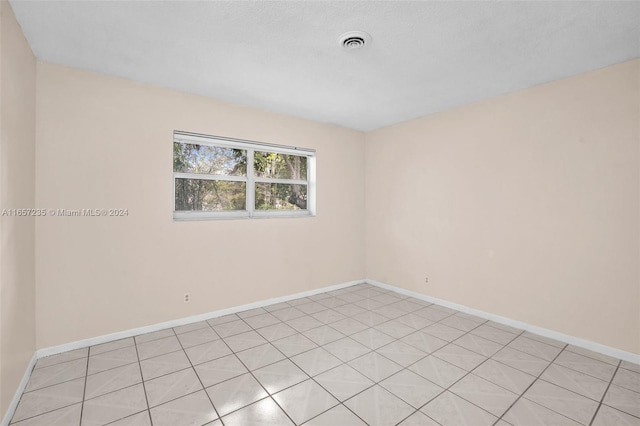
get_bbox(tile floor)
[9,283,640,426]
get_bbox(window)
[173,131,316,220]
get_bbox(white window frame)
[173,131,316,220]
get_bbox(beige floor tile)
[613,367,640,393]
[492,347,550,376]
[408,355,466,388]
[604,384,640,418]
[253,359,308,394]
[291,347,342,377]
[140,350,191,381]
[454,333,504,357]
[87,346,138,375]
[193,354,247,388]
[473,359,536,394]
[136,336,182,361]
[554,351,617,382]
[540,363,609,401]
[184,340,232,365]
[432,343,487,371]
[85,363,142,399]
[12,285,631,426]
[397,411,441,426]
[380,369,443,408]
[81,384,148,426]
[524,379,599,424]
[109,411,152,425]
[12,378,85,423]
[503,398,581,426]
[221,397,293,426]
[421,391,497,426]
[25,359,87,392]
[176,327,220,348]
[150,390,217,426]
[304,404,366,426]
[344,385,415,426]
[9,402,81,426]
[236,343,285,370]
[322,337,371,362]
[507,336,563,361]
[375,340,426,367]
[315,364,374,401]
[592,404,640,426]
[206,373,268,416]
[144,368,203,408]
[450,374,517,416]
[34,349,88,370]
[348,352,403,382]
[273,379,339,424]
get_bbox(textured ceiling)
[9,1,640,131]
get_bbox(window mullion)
[254,177,308,185]
[246,149,255,216]
[308,155,316,215]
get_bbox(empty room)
[0,1,639,425]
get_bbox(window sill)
[173,210,315,221]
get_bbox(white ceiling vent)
[339,31,371,50]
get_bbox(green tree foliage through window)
[254,152,307,210]
[174,142,247,211]
[173,140,310,214]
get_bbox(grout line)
[549,354,622,382]
[10,283,637,426]
[7,401,82,425]
[30,353,87,370]
[205,285,387,425]
[264,345,369,423]
[493,344,574,425]
[186,288,513,424]
[240,291,484,424]
[399,319,526,425]
[78,346,91,426]
[133,337,154,426]
[102,410,150,426]
[212,316,299,426]
[588,360,621,426]
[0,287,516,424]
[266,288,592,426]
[10,286,363,425]
[19,366,87,395]
[169,327,226,426]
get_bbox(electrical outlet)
[184,293,190,303]
[425,277,429,284]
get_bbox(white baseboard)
[5,280,363,423]
[37,279,364,359]
[366,278,640,365]
[6,276,638,425]
[1,352,37,426]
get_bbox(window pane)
[175,178,246,211]
[174,142,247,176]
[254,152,307,180]
[255,183,307,210]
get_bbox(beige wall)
[365,60,640,354]
[0,10,635,417]
[35,62,365,348]
[27,49,640,357]
[0,0,36,416]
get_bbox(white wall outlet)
[184,293,190,303]
[425,277,429,284]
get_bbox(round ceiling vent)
[339,31,371,50]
